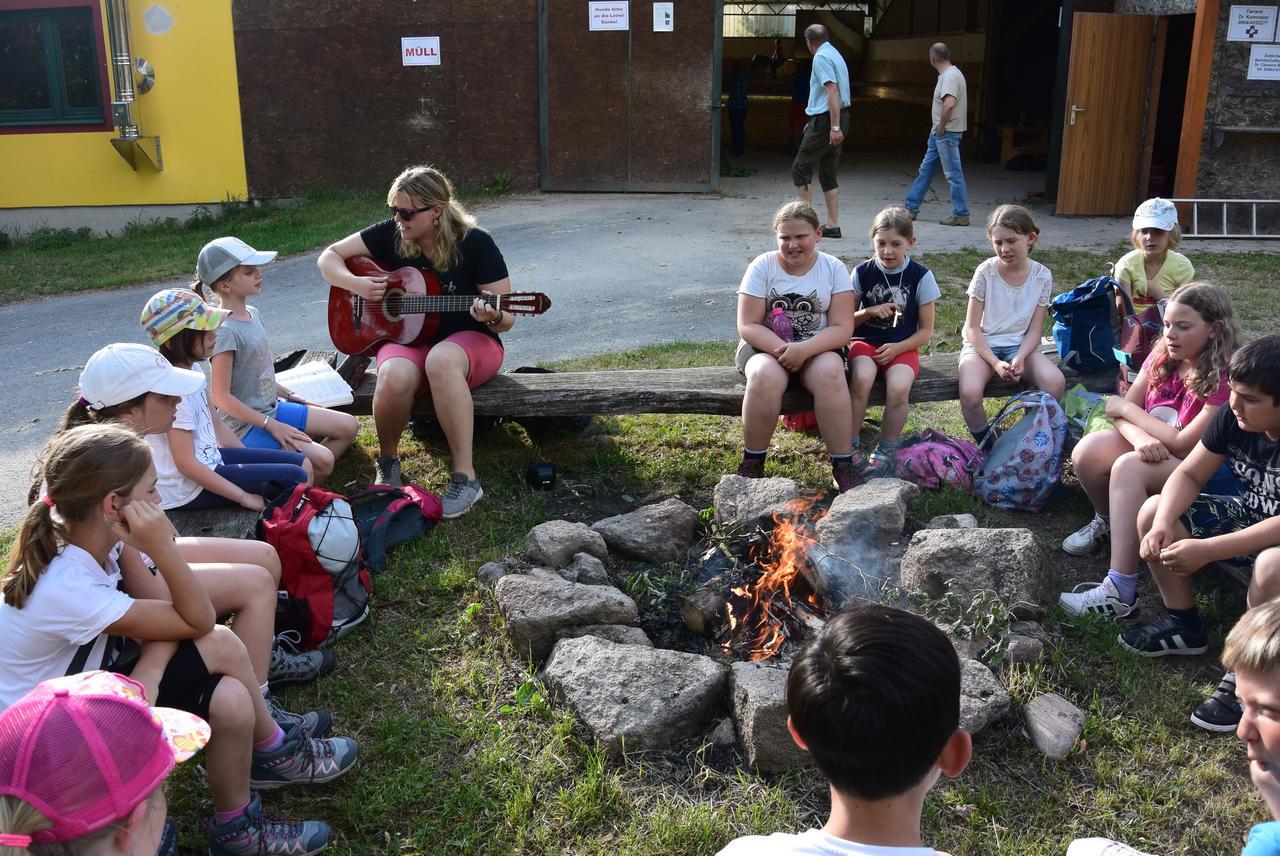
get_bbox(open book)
[275,360,354,408]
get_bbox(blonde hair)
[0,792,157,855]
[26,395,147,505]
[6,425,152,609]
[1225,600,1280,676]
[1145,281,1239,399]
[388,165,477,272]
[986,204,1040,253]
[1131,223,1182,250]
[870,206,915,240]
[772,200,820,232]
[191,271,233,306]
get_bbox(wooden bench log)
[329,349,1116,418]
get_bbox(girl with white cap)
[194,237,358,483]
[1115,197,1195,311]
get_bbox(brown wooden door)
[1057,13,1156,215]
[539,0,720,191]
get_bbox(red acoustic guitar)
[327,256,551,356]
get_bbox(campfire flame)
[721,501,826,662]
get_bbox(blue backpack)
[974,391,1067,513]
[1051,274,1122,372]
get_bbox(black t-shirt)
[358,218,510,344]
[1202,405,1280,521]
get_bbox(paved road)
[5,153,1252,526]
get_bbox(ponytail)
[0,794,115,854]
[7,425,151,609]
[191,276,209,303]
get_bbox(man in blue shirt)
[791,25,851,239]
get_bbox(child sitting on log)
[716,604,971,855]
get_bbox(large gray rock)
[540,636,727,757]
[495,574,637,660]
[959,658,1011,735]
[568,552,611,586]
[899,528,1052,619]
[809,478,919,605]
[524,520,608,568]
[1024,693,1084,759]
[730,662,810,772]
[713,475,801,531]
[591,498,700,563]
[556,624,653,648]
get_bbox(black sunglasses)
[388,204,433,221]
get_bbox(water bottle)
[769,307,794,342]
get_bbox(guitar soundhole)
[382,289,404,322]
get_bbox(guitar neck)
[389,294,503,315]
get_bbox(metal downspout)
[105,0,162,170]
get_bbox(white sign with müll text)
[1249,44,1280,79]
[1228,5,1278,41]
[401,36,441,66]
[588,1,629,31]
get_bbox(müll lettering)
[404,46,439,57]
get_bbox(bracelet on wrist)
[485,310,505,329]
[263,414,271,429]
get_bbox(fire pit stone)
[925,513,978,529]
[730,661,811,772]
[713,474,800,531]
[591,497,700,563]
[959,657,1012,734]
[495,573,638,660]
[540,636,727,757]
[556,624,653,648]
[900,528,1052,619]
[525,519,609,568]
[566,552,611,586]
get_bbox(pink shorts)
[848,340,921,377]
[376,330,504,397]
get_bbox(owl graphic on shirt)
[766,288,823,341]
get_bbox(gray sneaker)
[375,456,402,487]
[441,472,483,519]
[208,792,332,856]
[250,723,359,790]
[265,693,332,739]
[269,632,337,688]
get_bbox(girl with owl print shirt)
[734,201,859,493]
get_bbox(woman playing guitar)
[317,165,512,518]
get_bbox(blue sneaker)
[208,792,333,855]
[1118,614,1208,657]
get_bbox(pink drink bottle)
[769,307,794,341]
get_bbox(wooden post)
[1173,0,1220,211]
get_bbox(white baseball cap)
[79,343,205,410]
[196,237,278,285]
[1132,198,1178,232]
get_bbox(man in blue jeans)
[905,43,969,227]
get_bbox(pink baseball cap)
[0,671,209,844]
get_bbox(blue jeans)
[905,131,968,217]
[177,446,309,509]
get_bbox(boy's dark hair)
[787,604,960,801]
[1229,333,1280,404]
[158,327,206,367]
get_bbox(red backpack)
[258,485,372,650]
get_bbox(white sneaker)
[1063,515,1110,556]
[1058,577,1137,619]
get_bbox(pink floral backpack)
[893,430,984,491]
[974,391,1068,512]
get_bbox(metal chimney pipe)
[105,0,138,139]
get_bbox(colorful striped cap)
[140,288,231,346]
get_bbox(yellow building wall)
[0,0,247,208]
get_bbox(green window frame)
[0,6,107,128]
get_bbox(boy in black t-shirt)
[1119,334,1280,732]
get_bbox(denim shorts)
[960,342,1021,362]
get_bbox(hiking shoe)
[265,693,332,740]
[1191,671,1242,733]
[736,457,765,479]
[859,450,895,479]
[906,208,919,221]
[831,458,864,493]
[822,225,843,239]
[1117,615,1208,657]
[1058,577,1137,619]
[208,791,333,856]
[269,632,337,688]
[1063,514,1110,556]
[940,214,970,226]
[250,723,358,790]
[441,472,484,519]
[374,456,402,488]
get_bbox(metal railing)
[1169,198,1280,239]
